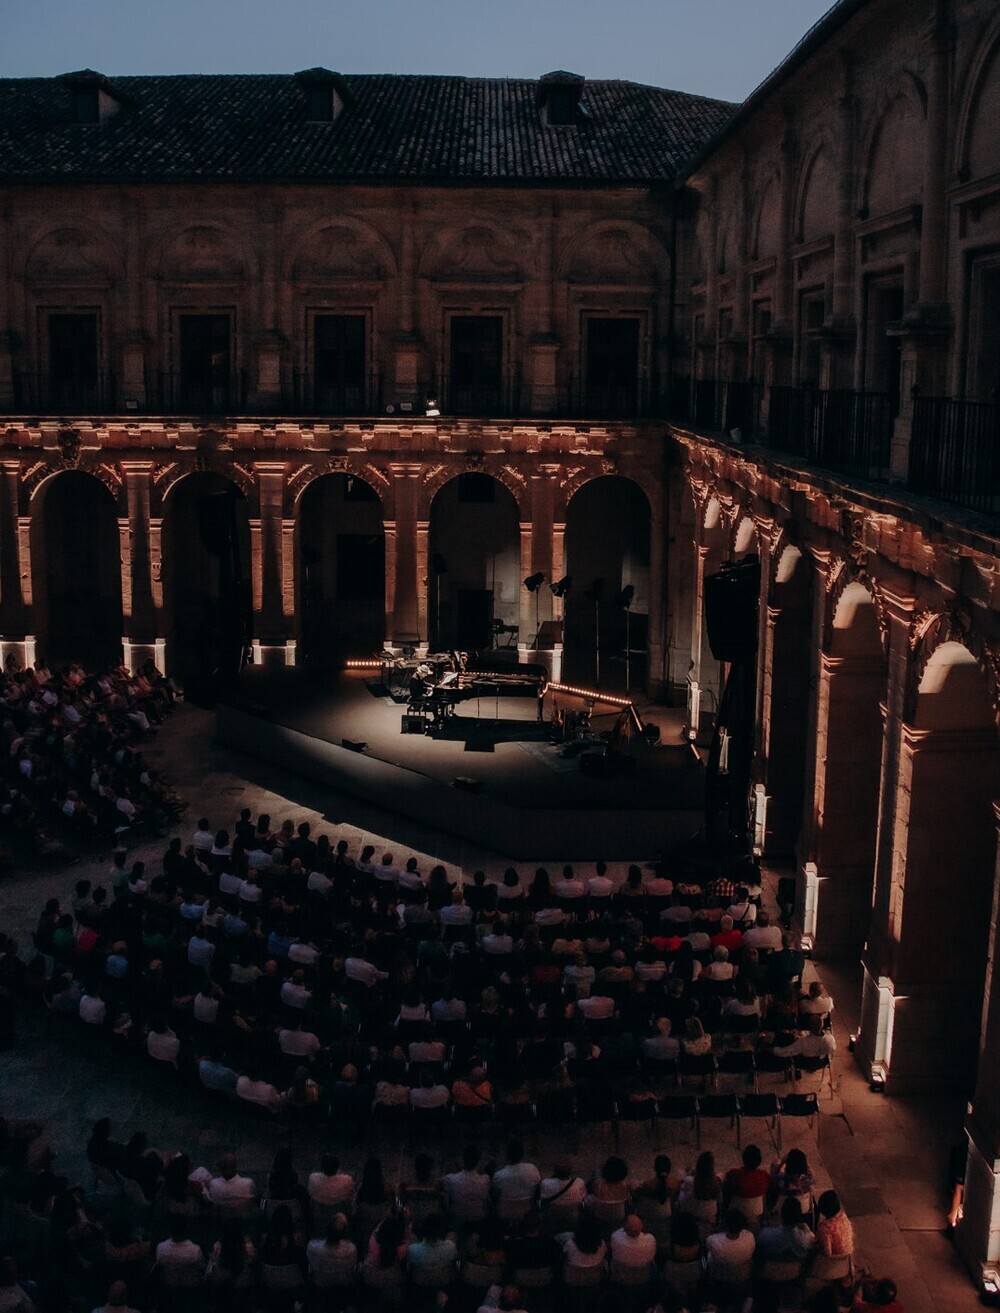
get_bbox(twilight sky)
[5,0,836,103]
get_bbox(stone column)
[688,544,710,734]
[528,202,560,415]
[389,464,422,645]
[120,461,158,671]
[647,494,666,699]
[519,468,558,673]
[857,721,997,1094]
[0,461,26,641]
[250,462,292,667]
[828,67,858,389]
[958,804,1000,1285]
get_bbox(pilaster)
[251,462,292,665]
[388,463,423,645]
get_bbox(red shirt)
[725,1166,771,1200]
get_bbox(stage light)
[548,681,634,709]
[523,572,545,592]
[345,659,383,669]
[425,397,440,417]
[550,575,572,598]
[584,578,605,602]
[430,553,448,575]
[617,584,635,609]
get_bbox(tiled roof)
[0,71,735,186]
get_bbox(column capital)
[119,459,156,475]
[388,462,424,479]
[252,461,288,477]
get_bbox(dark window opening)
[314,315,367,413]
[48,314,99,407]
[972,267,1000,401]
[308,86,334,121]
[449,316,503,414]
[867,284,904,417]
[178,314,232,413]
[800,296,825,388]
[546,90,579,126]
[457,473,496,504]
[73,88,99,124]
[345,475,379,503]
[585,317,641,415]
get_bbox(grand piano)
[430,657,549,722]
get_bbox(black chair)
[737,1092,780,1150]
[780,1091,820,1143]
[718,1048,756,1089]
[656,1094,698,1141]
[696,1093,738,1147]
[678,1052,717,1090]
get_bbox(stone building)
[3,0,1000,1289]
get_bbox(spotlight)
[617,584,635,609]
[523,572,545,592]
[550,575,572,598]
[583,578,604,603]
[425,397,440,418]
[430,553,449,575]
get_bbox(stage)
[216,668,705,860]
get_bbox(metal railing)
[767,387,893,479]
[432,371,522,418]
[290,372,383,416]
[11,372,117,414]
[149,370,249,416]
[910,395,1000,514]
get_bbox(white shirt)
[307,1237,357,1282]
[587,876,614,898]
[307,870,332,894]
[344,957,387,987]
[207,1172,256,1203]
[610,1228,657,1267]
[492,1161,541,1204]
[147,1030,180,1063]
[280,980,312,1009]
[440,903,473,925]
[188,936,215,968]
[288,942,320,966]
[410,1083,450,1108]
[743,925,783,951]
[192,828,214,853]
[279,1028,322,1057]
[193,993,220,1024]
[441,1169,490,1218]
[238,879,262,904]
[540,1175,587,1206]
[577,994,615,1019]
[79,994,106,1025]
[236,1076,282,1110]
[155,1237,204,1266]
[218,871,243,897]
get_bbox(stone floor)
[0,700,982,1310]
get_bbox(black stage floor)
[216,668,705,860]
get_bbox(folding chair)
[696,1093,738,1148]
[737,1092,780,1150]
[779,1091,820,1144]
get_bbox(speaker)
[453,776,483,793]
[703,558,761,662]
[400,714,426,735]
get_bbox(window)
[799,294,825,388]
[584,317,641,415]
[178,314,232,413]
[751,302,771,381]
[313,315,367,413]
[969,262,1000,401]
[72,88,99,124]
[865,282,904,417]
[48,313,99,406]
[449,316,503,414]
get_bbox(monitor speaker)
[703,558,761,662]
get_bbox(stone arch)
[560,220,667,285]
[732,513,759,558]
[287,460,394,519]
[27,461,127,516]
[29,469,123,666]
[861,85,926,217]
[161,469,253,691]
[907,604,1000,728]
[915,640,995,732]
[287,217,397,282]
[21,222,121,283]
[422,463,529,521]
[154,221,250,282]
[563,474,651,688]
[795,141,838,244]
[296,470,386,662]
[828,577,886,659]
[957,12,1000,181]
[427,472,522,650]
[420,221,528,282]
[751,173,781,261]
[825,563,887,656]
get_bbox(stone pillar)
[958,804,1000,1285]
[917,0,949,313]
[759,597,812,855]
[773,125,796,341]
[857,721,997,1094]
[528,204,560,415]
[0,461,27,646]
[688,544,710,733]
[250,462,293,667]
[389,464,422,645]
[647,494,666,699]
[120,461,158,671]
[519,469,559,673]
